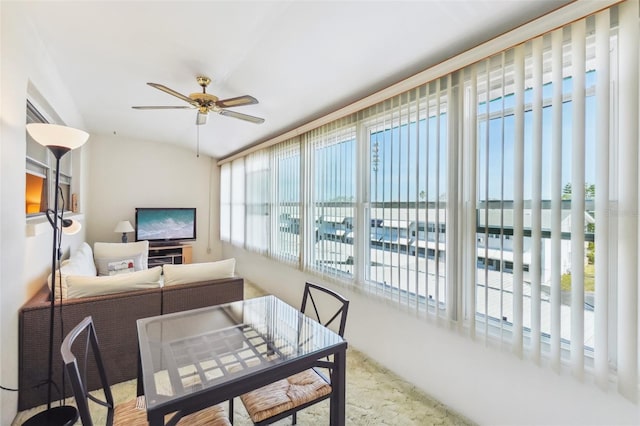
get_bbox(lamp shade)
[26,123,89,150]
[62,219,82,236]
[114,220,134,233]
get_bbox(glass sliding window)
[245,151,270,253]
[230,158,245,246]
[473,52,522,342]
[364,82,449,314]
[473,22,599,362]
[304,120,356,279]
[270,139,301,265]
[220,162,231,242]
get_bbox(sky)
[279,72,597,205]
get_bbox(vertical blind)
[303,118,357,280]
[245,150,269,253]
[230,158,245,246]
[219,162,231,242]
[361,84,451,318]
[470,4,638,399]
[616,0,638,400]
[221,1,639,402]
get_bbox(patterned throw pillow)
[95,253,144,276]
[106,258,136,275]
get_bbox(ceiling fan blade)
[219,109,265,124]
[216,95,258,108]
[132,106,194,110]
[147,83,199,107]
[196,112,208,125]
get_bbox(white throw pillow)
[66,266,162,299]
[94,241,149,269]
[48,242,97,300]
[95,253,144,276]
[163,258,236,286]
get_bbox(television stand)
[148,244,192,267]
[150,241,183,247]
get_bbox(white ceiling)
[21,1,569,159]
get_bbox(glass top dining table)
[136,295,347,425]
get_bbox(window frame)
[25,99,75,217]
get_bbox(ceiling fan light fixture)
[132,75,264,125]
[196,112,207,125]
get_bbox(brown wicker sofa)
[18,275,244,410]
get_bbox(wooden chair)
[238,282,349,425]
[61,316,231,426]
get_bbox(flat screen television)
[135,207,196,245]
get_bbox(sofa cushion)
[95,253,145,276]
[163,258,236,286]
[48,242,97,300]
[94,241,149,270]
[66,266,162,298]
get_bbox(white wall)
[0,5,221,422]
[85,133,222,262]
[0,3,88,424]
[224,244,640,426]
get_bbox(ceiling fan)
[132,76,264,125]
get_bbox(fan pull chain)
[196,124,200,158]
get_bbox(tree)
[562,182,573,200]
[562,182,596,266]
[562,182,595,200]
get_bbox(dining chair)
[61,316,231,426]
[238,282,350,425]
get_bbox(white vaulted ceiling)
[17,1,569,158]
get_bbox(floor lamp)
[24,123,89,426]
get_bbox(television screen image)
[135,208,196,243]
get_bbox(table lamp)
[114,220,134,243]
[24,123,89,426]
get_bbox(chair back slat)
[301,282,349,337]
[61,316,115,426]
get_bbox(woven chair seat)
[113,395,231,425]
[237,282,349,425]
[240,368,331,423]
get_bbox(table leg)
[330,348,346,426]
[137,349,144,397]
[147,410,164,426]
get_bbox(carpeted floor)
[13,282,475,425]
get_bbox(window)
[222,1,639,402]
[364,83,450,311]
[25,166,47,214]
[220,163,231,242]
[25,100,75,215]
[305,121,356,279]
[230,158,245,246]
[468,33,597,366]
[271,139,301,265]
[245,151,269,253]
